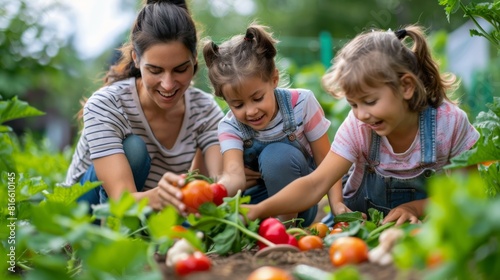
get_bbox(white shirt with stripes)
[63,77,224,190]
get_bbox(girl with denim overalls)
[203,23,332,226]
[246,25,479,226]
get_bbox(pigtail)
[202,41,219,69]
[245,25,278,60]
[404,26,457,107]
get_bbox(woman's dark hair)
[104,0,197,84]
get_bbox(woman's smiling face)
[134,41,196,111]
[222,72,279,130]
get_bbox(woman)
[64,0,224,214]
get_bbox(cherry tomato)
[332,222,349,230]
[181,179,214,213]
[257,221,290,250]
[210,183,228,206]
[286,234,299,248]
[247,266,294,280]
[174,251,211,276]
[329,236,368,267]
[426,251,444,269]
[170,225,188,239]
[329,228,343,235]
[297,235,323,251]
[308,222,329,238]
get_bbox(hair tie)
[395,29,407,40]
[211,41,219,53]
[244,32,254,41]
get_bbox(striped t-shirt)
[218,88,331,156]
[64,77,224,190]
[332,100,480,198]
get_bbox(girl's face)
[222,72,279,130]
[133,41,196,111]
[345,76,416,138]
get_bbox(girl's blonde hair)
[322,25,458,112]
[203,23,279,99]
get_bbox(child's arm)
[246,151,352,220]
[216,149,248,197]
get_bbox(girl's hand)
[157,172,188,215]
[244,167,261,189]
[383,202,423,225]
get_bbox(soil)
[157,198,424,280]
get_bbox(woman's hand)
[244,167,261,189]
[156,172,188,215]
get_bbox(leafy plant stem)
[202,216,276,248]
[459,1,500,49]
[366,221,396,243]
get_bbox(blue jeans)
[243,142,318,227]
[77,134,151,207]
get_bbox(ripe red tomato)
[297,235,323,251]
[329,236,368,267]
[174,251,211,276]
[309,222,329,238]
[210,183,228,206]
[332,222,349,230]
[247,266,294,280]
[181,179,214,213]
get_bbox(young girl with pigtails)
[246,25,479,226]
[203,23,333,226]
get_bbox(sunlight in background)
[62,0,134,59]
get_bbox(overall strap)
[368,131,381,167]
[419,106,437,164]
[274,88,297,137]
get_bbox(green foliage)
[446,97,500,196]
[439,0,500,50]
[393,174,500,279]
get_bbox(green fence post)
[319,31,333,68]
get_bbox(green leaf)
[146,206,179,240]
[0,96,44,125]
[333,211,364,223]
[43,181,101,205]
[84,238,149,275]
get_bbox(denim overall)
[322,106,437,225]
[239,88,318,226]
[78,134,151,207]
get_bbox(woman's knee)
[123,134,150,168]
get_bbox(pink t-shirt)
[331,100,479,198]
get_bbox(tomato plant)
[329,236,368,267]
[309,222,329,238]
[210,183,228,206]
[174,251,212,276]
[182,179,214,213]
[247,266,294,280]
[298,235,323,251]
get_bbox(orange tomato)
[426,251,444,269]
[329,236,368,267]
[297,235,324,251]
[247,266,294,280]
[479,160,498,167]
[181,179,214,213]
[308,222,329,238]
[329,228,343,235]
